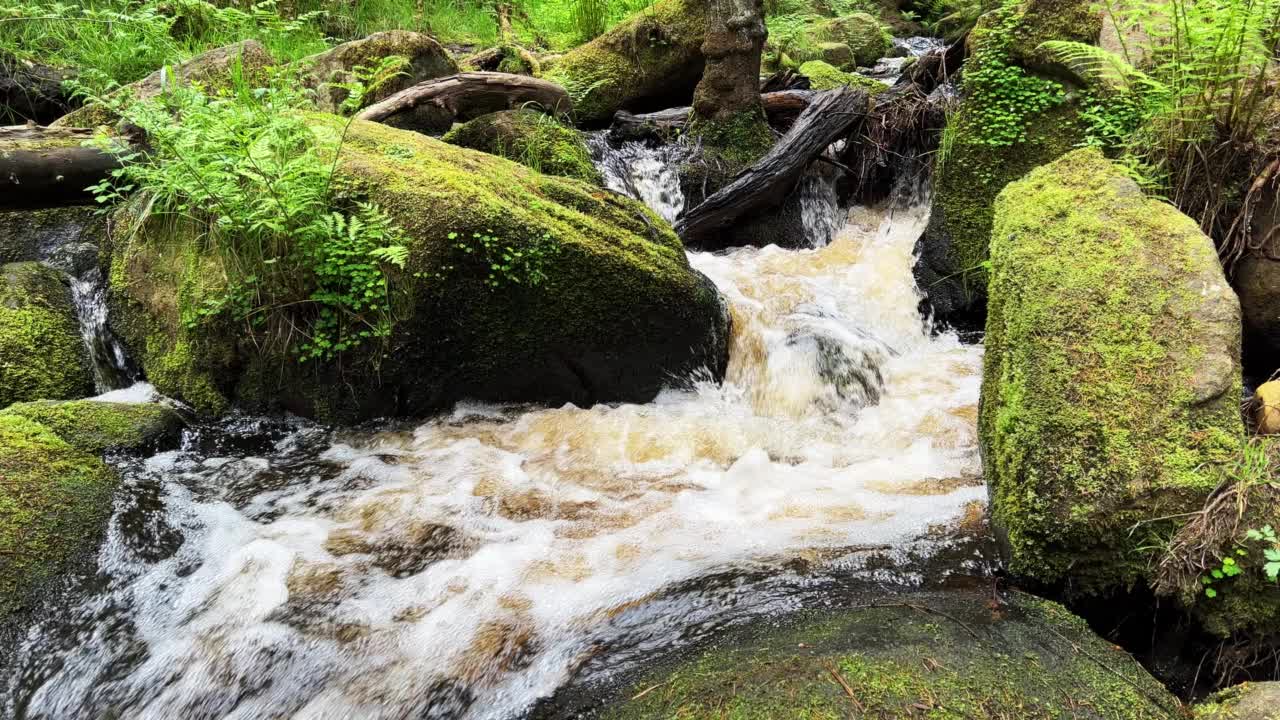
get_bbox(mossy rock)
[787,12,892,69]
[442,109,601,184]
[912,0,1101,325]
[107,117,730,421]
[595,589,1178,719]
[0,399,183,454]
[1195,681,1280,719]
[51,40,275,128]
[543,0,708,124]
[797,60,890,92]
[0,206,101,264]
[981,148,1245,595]
[0,413,117,619]
[0,262,94,408]
[294,31,458,114]
[818,41,855,69]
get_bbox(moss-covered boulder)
[0,262,93,408]
[543,0,708,124]
[981,148,1244,594]
[0,413,117,619]
[1195,681,1280,719]
[295,31,458,114]
[797,60,890,92]
[0,206,101,264]
[442,109,601,183]
[786,12,892,69]
[913,0,1100,325]
[52,40,275,128]
[107,117,729,421]
[594,589,1178,719]
[0,399,183,454]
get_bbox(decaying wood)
[609,90,816,141]
[675,86,870,246]
[0,125,136,210]
[897,34,966,94]
[760,69,810,93]
[354,72,572,134]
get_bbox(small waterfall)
[864,36,946,84]
[587,133,691,224]
[42,231,139,392]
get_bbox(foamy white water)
[3,201,984,720]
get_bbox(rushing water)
[42,238,138,392]
[3,141,984,719]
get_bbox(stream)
[2,139,986,719]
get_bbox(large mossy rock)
[52,40,275,128]
[597,589,1178,719]
[543,0,708,124]
[0,414,117,619]
[981,148,1244,594]
[295,30,458,113]
[1196,682,1280,719]
[107,117,729,421]
[442,109,601,184]
[0,399,183,454]
[913,0,1100,326]
[786,12,892,69]
[0,262,93,408]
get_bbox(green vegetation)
[0,413,117,619]
[604,590,1178,719]
[0,399,183,454]
[0,262,94,408]
[982,148,1244,594]
[797,59,888,92]
[442,109,601,183]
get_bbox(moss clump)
[797,60,890,92]
[786,12,892,69]
[543,0,708,123]
[913,0,1101,322]
[0,262,94,407]
[1194,681,1280,719]
[109,117,729,421]
[0,399,183,454]
[687,108,776,169]
[294,30,458,113]
[52,40,275,128]
[601,589,1177,719]
[981,148,1245,594]
[442,109,601,183]
[0,413,117,619]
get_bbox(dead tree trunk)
[690,0,769,127]
[354,72,572,135]
[0,125,135,210]
[609,90,816,141]
[675,86,870,246]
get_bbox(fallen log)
[0,125,136,210]
[609,90,817,141]
[674,86,870,247]
[354,72,572,135]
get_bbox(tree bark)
[691,0,768,123]
[0,125,135,210]
[354,72,572,135]
[675,86,870,246]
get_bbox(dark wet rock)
[0,206,102,264]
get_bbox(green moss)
[0,262,94,407]
[293,30,458,113]
[110,116,728,420]
[603,589,1177,719]
[1194,682,1280,719]
[797,60,890,92]
[0,413,117,619]
[0,399,183,454]
[786,12,892,69]
[981,148,1245,594]
[687,109,776,169]
[442,109,601,184]
[543,0,708,123]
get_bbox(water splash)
[587,133,691,224]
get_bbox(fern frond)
[1038,40,1165,94]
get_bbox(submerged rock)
[543,0,709,124]
[0,399,183,454]
[442,109,601,183]
[295,30,458,113]
[913,0,1100,326]
[52,40,275,128]
[981,148,1243,594]
[0,262,93,407]
[595,588,1178,719]
[0,414,117,619]
[107,118,730,421]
